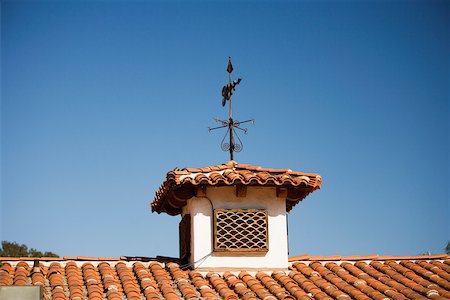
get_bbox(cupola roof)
[151,161,322,215]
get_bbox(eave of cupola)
[151,161,322,216]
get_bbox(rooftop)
[1,254,449,299]
[151,161,322,215]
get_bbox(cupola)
[151,160,321,271]
[150,58,321,270]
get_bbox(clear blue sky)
[1,1,449,258]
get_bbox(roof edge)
[151,162,322,215]
[288,253,450,262]
[0,256,121,262]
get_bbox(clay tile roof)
[1,255,449,299]
[151,161,322,215]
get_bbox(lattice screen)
[214,209,268,252]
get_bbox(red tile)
[152,162,322,214]
[1,256,449,299]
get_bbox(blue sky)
[1,1,449,258]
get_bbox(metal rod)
[208,124,228,131]
[228,57,234,161]
[236,119,253,125]
[234,126,248,133]
[229,57,233,120]
[229,117,234,160]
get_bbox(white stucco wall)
[182,186,289,269]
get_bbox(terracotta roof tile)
[255,271,291,299]
[272,271,311,300]
[288,254,312,262]
[189,270,219,299]
[370,261,430,299]
[47,263,66,299]
[151,161,322,215]
[324,262,386,300]
[1,255,449,299]
[149,262,180,299]
[115,262,142,299]
[289,269,334,300]
[66,262,85,299]
[167,262,200,299]
[417,260,450,282]
[13,262,30,286]
[239,270,278,300]
[341,261,408,300]
[429,261,450,281]
[0,262,13,286]
[308,262,370,300]
[364,261,429,299]
[293,262,351,300]
[223,271,259,300]
[98,261,123,298]
[132,262,160,299]
[398,261,450,298]
[207,272,240,300]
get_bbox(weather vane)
[209,57,254,161]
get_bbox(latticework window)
[214,209,268,252]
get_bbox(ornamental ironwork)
[209,57,254,161]
[214,209,268,252]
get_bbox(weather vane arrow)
[209,57,254,161]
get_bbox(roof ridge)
[177,161,323,173]
[3,254,447,263]
[0,256,122,261]
[288,253,450,262]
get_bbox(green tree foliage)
[0,241,59,257]
[446,241,450,255]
